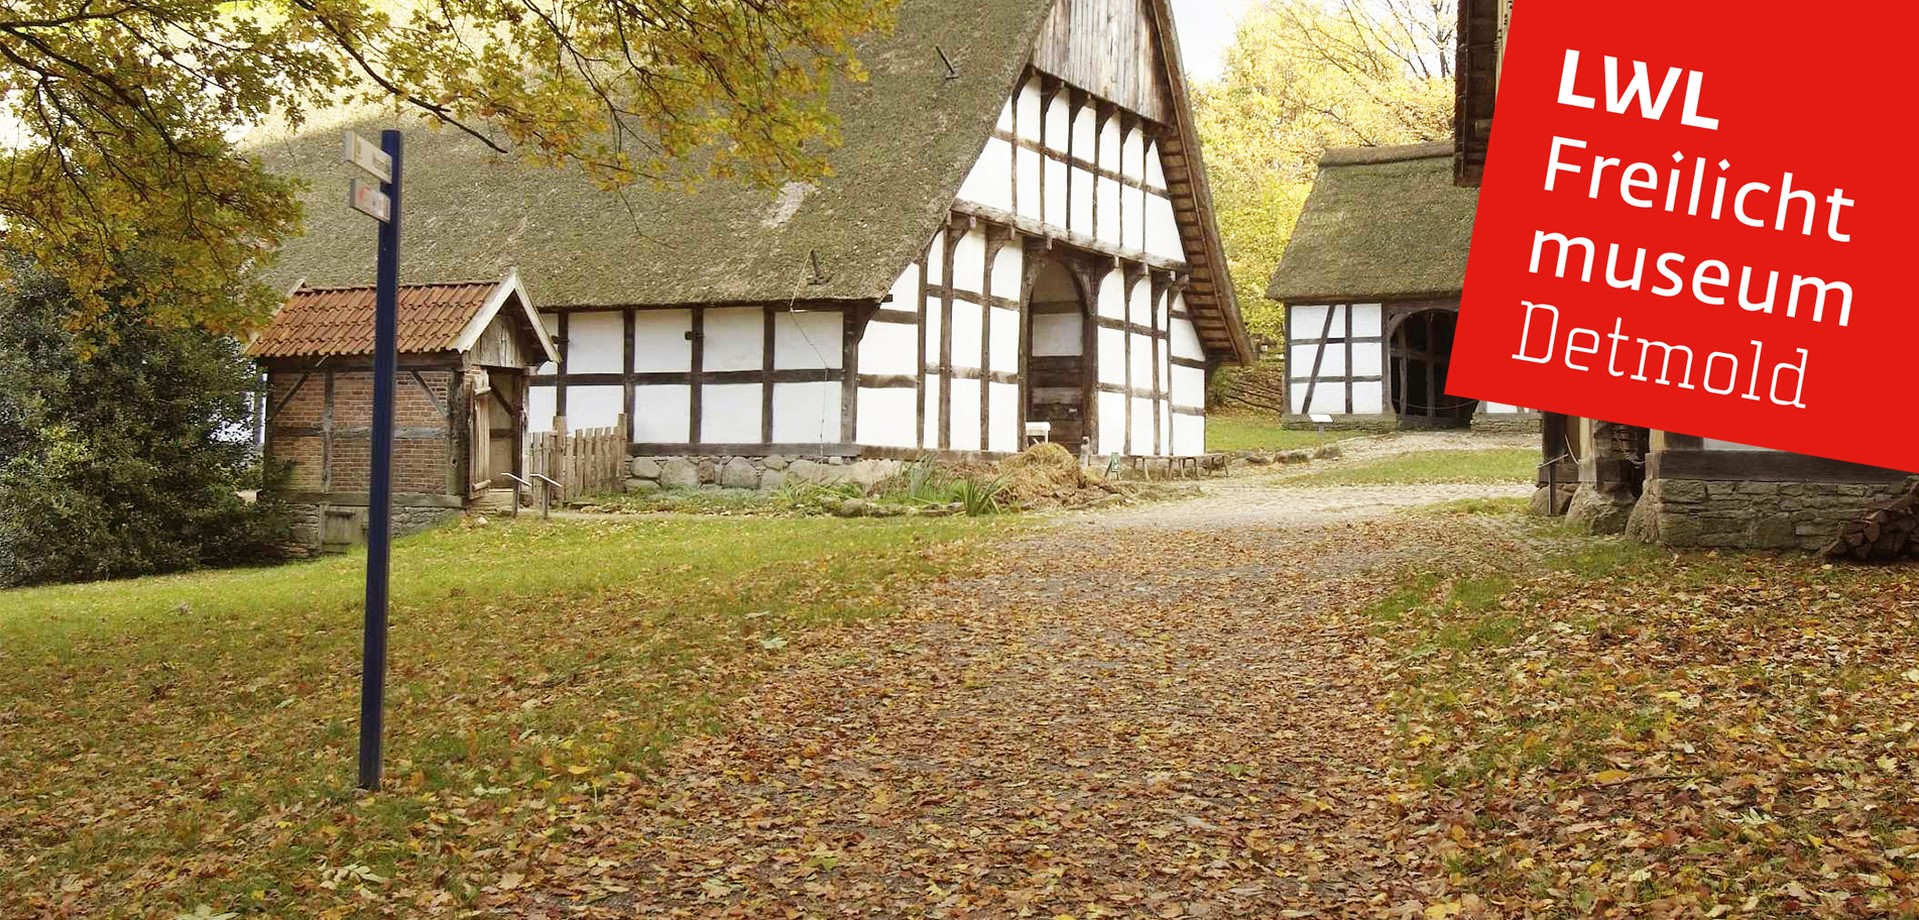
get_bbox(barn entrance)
[468,368,527,494]
[1389,309,1476,428]
[1024,261,1090,454]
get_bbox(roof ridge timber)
[1318,140,1456,166]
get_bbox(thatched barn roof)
[1265,142,1479,305]
[253,0,1250,362]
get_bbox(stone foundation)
[287,498,459,552]
[627,455,905,493]
[1627,478,1912,551]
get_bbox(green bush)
[0,261,289,587]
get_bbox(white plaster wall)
[1126,280,1151,327]
[1352,341,1384,378]
[949,299,984,370]
[1145,192,1183,262]
[922,374,942,447]
[1044,92,1070,152]
[1096,269,1125,319]
[957,137,1013,212]
[703,307,763,372]
[1350,303,1384,338]
[1097,117,1120,172]
[989,306,1021,375]
[1016,79,1042,140]
[566,311,624,374]
[857,388,918,448]
[1044,157,1070,229]
[988,382,1020,454]
[1033,314,1082,356]
[564,385,623,430]
[1097,327,1127,385]
[926,229,946,285]
[1097,391,1126,455]
[859,321,918,376]
[632,384,691,442]
[1170,312,1204,361]
[535,313,559,376]
[1016,145,1043,221]
[1096,175,1121,245]
[700,384,761,443]
[887,262,920,311]
[952,230,988,294]
[527,385,556,433]
[773,310,842,369]
[633,310,692,372]
[1352,381,1385,415]
[1122,125,1145,180]
[1129,396,1155,453]
[771,382,840,444]
[1172,366,1205,409]
[949,381,982,452]
[991,245,1023,301]
[1071,106,1096,162]
[1128,332,1154,391]
[1482,402,1525,414]
[1125,183,1147,253]
[1069,164,1095,234]
[1145,141,1167,189]
[1173,413,1204,457]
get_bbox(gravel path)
[544,434,1537,918]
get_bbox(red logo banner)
[1447,3,1913,472]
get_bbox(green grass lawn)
[0,515,998,917]
[1204,410,1362,453]
[1281,448,1540,486]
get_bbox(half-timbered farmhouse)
[1267,142,1529,430]
[1451,0,1911,549]
[258,0,1249,493]
[249,273,558,550]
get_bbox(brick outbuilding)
[249,270,558,550]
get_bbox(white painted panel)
[633,309,692,372]
[1172,365,1205,408]
[700,384,761,443]
[988,382,1020,454]
[952,230,988,295]
[1069,165,1095,235]
[991,245,1023,301]
[950,299,984,370]
[632,384,691,442]
[1096,269,1125,319]
[565,385,623,430]
[1289,383,1309,415]
[1352,341,1384,378]
[1316,346,1346,378]
[1352,381,1385,415]
[1125,183,1147,253]
[1097,117,1120,172]
[948,380,982,452]
[1127,279,1151,327]
[1015,79,1042,140]
[859,320,918,376]
[527,384,556,433]
[1160,401,1173,456]
[1016,145,1043,221]
[1306,382,1347,416]
[1071,107,1096,165]
[1173,413,1203,457]
[566,311,624,374]
[774,310,842,370]
[995,96,1013,133]
[922,296,943,365]
[1097,391,1126,455]
[1130,396,1155,454]
[1097,327,1127,385]
[703,307,763,372]
[1483,402,1522,415]
[1033,313,1082,356]
[1044,93,1070,153]
[989,306,1021,375]
[926,230,946,284]
[957,138,1013,212]
[1145,141,1168,190]
[1170,314,1204,361]
[857,387,918,448]
[1128,332,1154,390]
[772,382,840,444]
[1350,303,1384,338]
[1044,158,1069,229]
[1096,175,1120,245]
[1122,125,1145,181]
[887,263,920,311]
[922,374,941,447]
[536,312,560,375]
[1290,305,1330,339]
[1288,343,1320,377]
[1146,193,1183,262]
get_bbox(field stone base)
[1629,477,1912,551]
[626,454,903,493]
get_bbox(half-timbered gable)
[258,0,1247,475]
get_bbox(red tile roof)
[248,280,505,358]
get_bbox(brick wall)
[265,367,459,497]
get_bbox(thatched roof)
[1265,142,1479,304]
[253,0,1249,363]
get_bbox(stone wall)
[626,455,905,494]
[286,500,459,553]
[1627,478,1913,551]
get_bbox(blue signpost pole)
[358,129,402,791]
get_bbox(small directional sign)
[342,131,393,183]
[348,176,391,222]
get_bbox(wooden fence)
[526,415,627,504]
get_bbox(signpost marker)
[344,129,401,791]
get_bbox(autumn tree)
[0,0,898,337]
[1196,0,1455,341]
